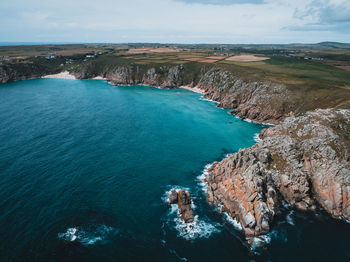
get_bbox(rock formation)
[206,108,350,236]
[1,60,300,125]
[197,67,294,125]
[169,190,194,223]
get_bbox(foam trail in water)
[162,186,191,204]
[173,214,220,240]
[286,210,295,226]
[163,186,220,240]
[58,224,117,246]
[199,97,219,104]
[223,212,242,231]
[196,164,212,193]
[254,133,262,143]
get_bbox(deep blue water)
[0,79,349,262]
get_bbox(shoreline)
[179,85,205,94]
[42,71,76,79]
[39,73,272,127]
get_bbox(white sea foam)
[174,214,220,240]
[249,234,272,252]
[199,97,220,104]
[164,186,220,240]
[340,216,350,224]
[286,210,295,226]
[248,232,274,254]
[162,186,191,204]
[253,133,262,143]
[281,200,291,208]
[223,212,242,231]
[196,164,212,193]
[240,117,275,126]
[58,224,116,246]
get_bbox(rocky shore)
[69,64,296,125]
[206,108,350,237]
[1,62,297,125]
[2,61,350,238]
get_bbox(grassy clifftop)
[1,43,350,119]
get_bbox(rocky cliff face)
[72,64,295,124]
[1,59,299,125]
[197,67,295,125]
[206,108,350,237]
[0,64,42,83]
[73,64,185,88]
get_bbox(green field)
[1,43,350,112]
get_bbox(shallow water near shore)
[0,79,349,261]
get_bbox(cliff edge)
[206,108,350,236]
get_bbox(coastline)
[179,85,205,94]
[42,71,76,79]
[38,74,272,127]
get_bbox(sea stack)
[169,190,194,223]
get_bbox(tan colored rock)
[207,109,350,236]
[168,189,194,223]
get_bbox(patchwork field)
[1,42,350,112]
[226,54,269,62]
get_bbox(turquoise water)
[0,79,349,261]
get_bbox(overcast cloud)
[0,0,349,43]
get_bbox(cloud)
[172,0,265,5]
[0,0,349,43]
[288,0,350,31]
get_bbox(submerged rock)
[206,109,350,237]
[169,189,194,223]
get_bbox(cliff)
[197,67,295,125]
[70,63,295,125]
[0,57,65,83]
[2,57,350,239]
[206,108,350,236]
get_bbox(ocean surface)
[0,79,349,262]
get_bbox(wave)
[173,215,221,241]
[162,186,191,204]
[58,224,117,246]
[253,133,262,143]
[286,210,295,226]
[223,212,242,231]
[163,186,220,240]
[199,97,220,104]
[196,164,212,193]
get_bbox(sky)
[0,0,349,44]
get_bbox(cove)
[0,79,349,261]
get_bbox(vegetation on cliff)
[1,43,350,238]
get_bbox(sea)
[0,79,349,261]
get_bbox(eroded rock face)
[169,190,194,223]
[197,67,294,125]
[71,63,295,124]
[207,109,350,236]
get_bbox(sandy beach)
[92,76,106,80]
[179,85,204,94]
[42,71,76,79]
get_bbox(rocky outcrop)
[1,58,299,124]
[0,63,43,83]
[169,190,194,223]
[197,67,295,125]
[0,58,64,83]
[73,64,185,89]
[206,109,350,236]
